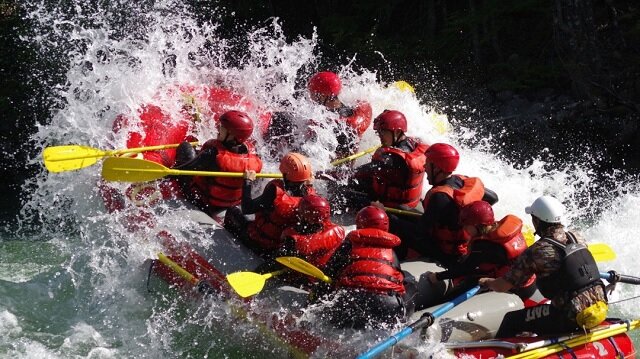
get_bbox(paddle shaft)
[157,252,218,295]
[506,319,640,359]
[357,285,481,359]
[275,257,332,283]
[157,253,198,285]
[226,269,288,298]
[102,157,282,182]
[601,270,640,285]
[330,145,381,166]
[132,167,281,178]
[48,142,197,162]
[384,207,421,217]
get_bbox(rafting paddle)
[330,145,382,166]
[600,270,640,285]
[275,257,332,283]
[43,142,198,173]
[357,285,481,359]
[384,207,421,217]
[522,235,615,263]
[102,157,283,182]
[226,269,287,298]
[505,319,640,359]
[156,252,216,295]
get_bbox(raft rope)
[607,294,640,305]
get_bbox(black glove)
[174,141,196,168]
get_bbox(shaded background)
[1,0,639,221]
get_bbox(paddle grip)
[197,281,218,296]
[409,312,434,331]
[602,270,640,285]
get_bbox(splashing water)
[3,0,640,357]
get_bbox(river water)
[1,1,639,358]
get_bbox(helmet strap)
[429,165,443,184]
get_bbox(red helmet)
[425,143,459,172]
[355,206,389,231]
[298,194,331,224]
[373,110,407,133]
[459,201,495,226]
[219,110,254,142]
[308,71,342,97]
[279,152,312,182]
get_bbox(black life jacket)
[536,232,604,300]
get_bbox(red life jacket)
[281,223,346,268]
[337,228,405,295]
[190,140,262,208]
[475,215,532,285]
[342,101,372,138]
[371,139,429,208]
[421,175,485,256]
[248,181,316,250]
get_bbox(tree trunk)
[469,0,482,65]
[552,0,601,98]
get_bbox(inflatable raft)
[142,205,637,358]
[94,84,637,358]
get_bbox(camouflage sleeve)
[503,241,561,287]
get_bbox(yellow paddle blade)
[524,229,615,263]
[102,157,283,182]
[392,80,415,94]
[43,145,104,172]
[102,157,173,182]
[276,257,332,283]
[226,272,268,298]
[43,142,198,173]
[226,269,287,298]
[331,145,381,166]
[523,225,535,247]
[588,242,616,262]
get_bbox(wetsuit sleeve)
[482,187,499,205]
[323,240,352,279]
[375,153,408,179]
[422,192,460,231]
[174,142,219,171]
[268,112,298,137]
[352,152,403,191]
[277,236,299,258]
[503,241,559,287]
[435,255,480,280]
[241,181,277,214]
[336,105,355,118]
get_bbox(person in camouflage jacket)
[479,196,607,337]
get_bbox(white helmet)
[525,195,565,223]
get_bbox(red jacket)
[422,175,485,256]
[371,139,429,208]
[191,140,262,208]
[475,215,531,282]
[343,101,372,138]
[337,228,405,295]
[281,223,346,268]
[248,180,316,250]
